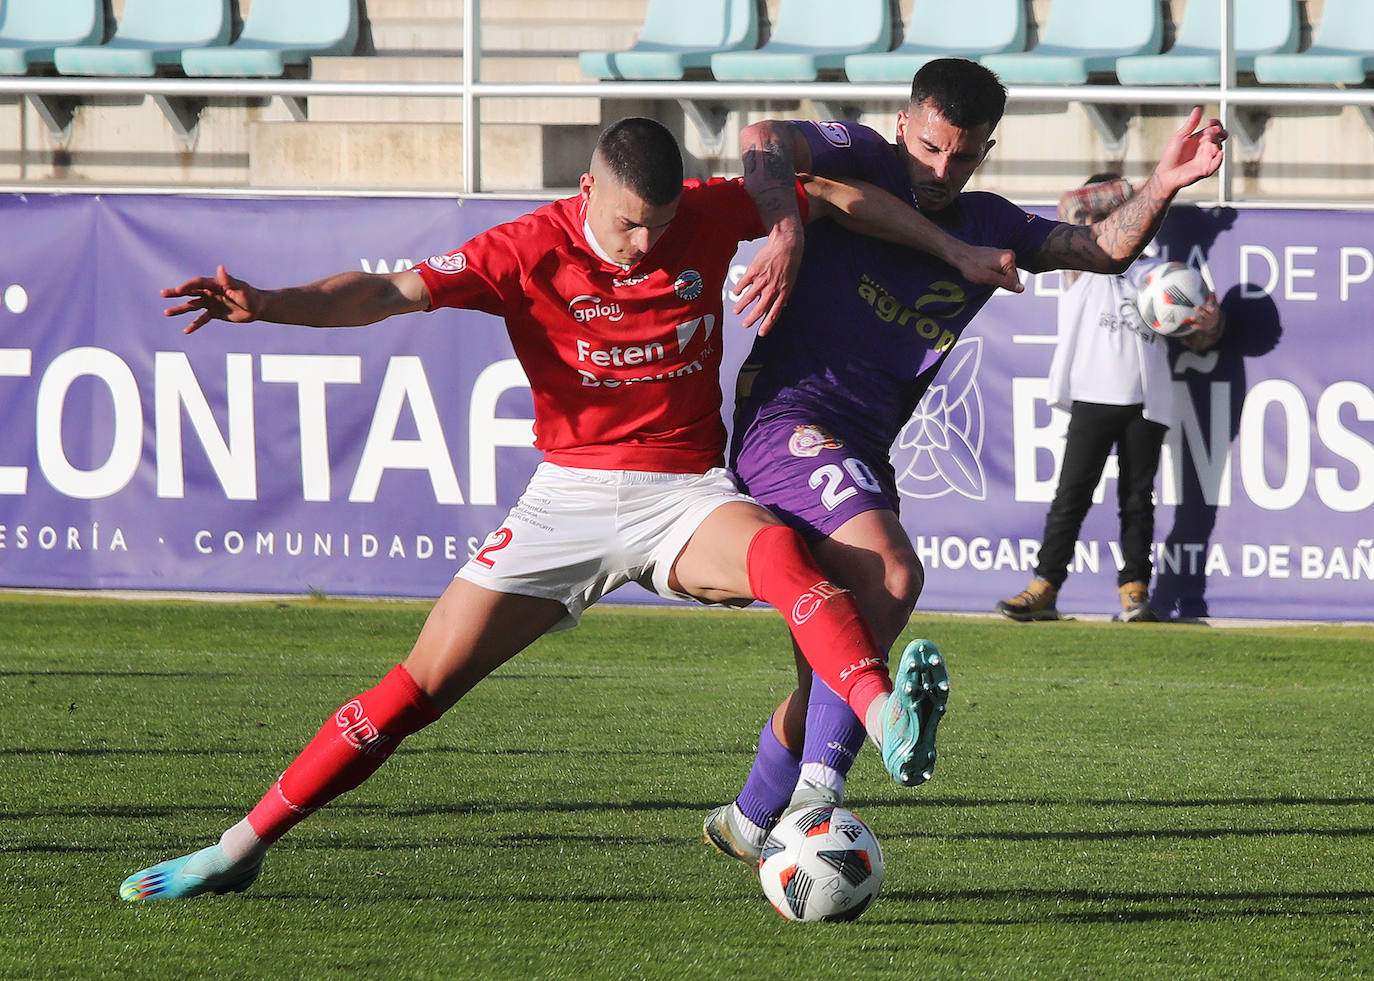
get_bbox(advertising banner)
[1,193,1370,620]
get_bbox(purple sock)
[801,673,867,778]
[734,718,802,829]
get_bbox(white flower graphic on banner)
[894,337,988,501]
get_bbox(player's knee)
[869,555,924,644]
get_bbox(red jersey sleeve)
[414,216,531,317]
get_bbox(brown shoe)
[1114,581,1159,622]
[996,577,1060,622]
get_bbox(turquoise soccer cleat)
[119,844,262,901]
[880,639,950,787]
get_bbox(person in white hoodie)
[997,174,1224,623]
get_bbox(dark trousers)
[1035,401,1168,590]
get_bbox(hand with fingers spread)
[161,264,263,334]
[733,220,803,336]
[1154,106,1228,194]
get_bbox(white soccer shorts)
[456,462,757,630]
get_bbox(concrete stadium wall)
[0,0,1371,202]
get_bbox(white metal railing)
[0,0,1369,205]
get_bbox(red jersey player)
[120,117,972,901]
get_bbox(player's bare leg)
[805,510,945,786]
[121,582,566,901]
[402,579,568,712]
[670,502,891,723]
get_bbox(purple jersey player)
[731,119,1056,526]
[704,58,1228,864]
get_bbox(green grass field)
[3,593,1372,979]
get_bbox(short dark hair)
[1086,172,1122,186]
[593,117,683,206]
[909,58,1007,131]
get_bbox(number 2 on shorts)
[473,527,514,568]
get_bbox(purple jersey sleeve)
[800,120,898,181]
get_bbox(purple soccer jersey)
[730,120,1057,537]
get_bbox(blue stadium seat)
[1254,0,1374,84]
[0,0,103,75]
[979,0,1161,84]
[52,0,230,77]
[181,0,358,77]
[580,0,758,80]
[710,0,891,82]
[844,0,1026,82]
[1116,0,1298,84]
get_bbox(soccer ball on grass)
[757,805,884,922]
[1135,260,1214,338]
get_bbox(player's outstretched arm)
[161,264,430,334]
[734,119,814,335]
[802,175,1022,292]
[1025,108,1227,276]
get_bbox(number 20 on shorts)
[808,458,882,511]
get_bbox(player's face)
[895,100,995,213]
[580,170,679,267]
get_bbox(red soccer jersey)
[417,178,793,473]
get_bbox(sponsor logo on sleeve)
[424,252,467,274]
[811,121,851,147]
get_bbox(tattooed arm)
[732,119,1022,332]
[1023,107,1227,275]
[733,120,815,334]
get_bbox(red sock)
[246,664,440,844]
[746,525,892,719]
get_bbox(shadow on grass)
[100,883,1374,925]
[9,793,1374,822]
[852,794,1374,810]
[873,883,1374,926]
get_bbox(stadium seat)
[52,0,231,77]
[710,0,891,81]
[181,0,358,77]
[579,0,758,80]
[844,0,1026,82]
[979,0,1162,84]
[1254,0,1374,84]
[0,0,103,75]
[1116,0,1298,84]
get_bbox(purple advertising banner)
[1,193,1371,620]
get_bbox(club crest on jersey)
[673,269,704,300]
[788,425,844,458]
[811,121,851,147]
[425,252,466,274]
[568,294,624,323]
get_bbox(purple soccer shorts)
[732,415,899,540]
